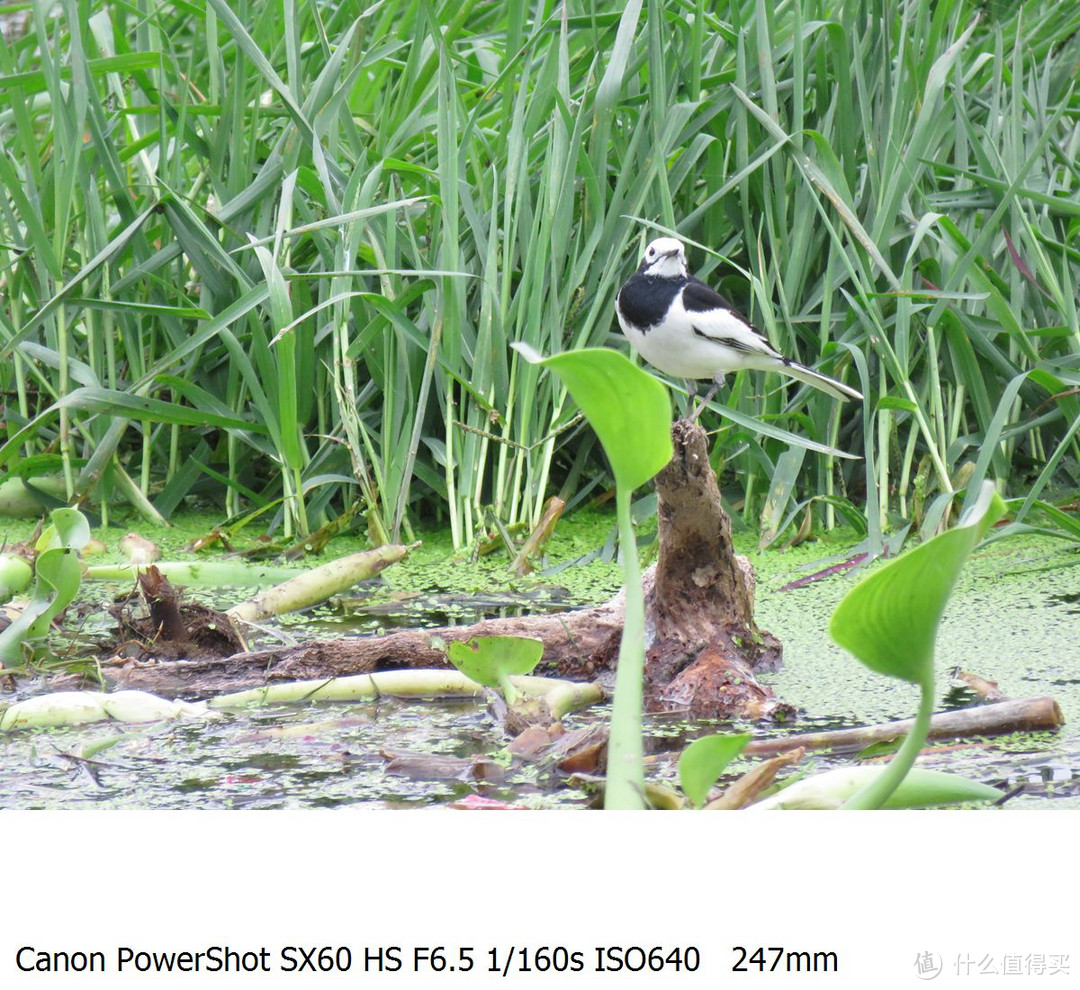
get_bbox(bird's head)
[637,237,688,279]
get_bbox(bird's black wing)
[682,278,751,323]
[681,278,779,357]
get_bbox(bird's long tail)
[782,361,863,401]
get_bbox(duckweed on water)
[0,509,1076,808]
[1,508,627,612]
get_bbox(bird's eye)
[646,248,654,257]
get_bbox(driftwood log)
[739,696,1065,757]
[103,421,785,718]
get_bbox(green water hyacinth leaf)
[514,344,673,810]
[512,344,672,491]
[679,733,752,809]
[830,481,1006,685]
[827,481,1006,810]
[0,508,91,665]
[446,635,545,704]
[0,554,33,603]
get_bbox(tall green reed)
[0,0,1076,549]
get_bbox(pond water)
[0,518,1076,810]
[751,534,1080,809]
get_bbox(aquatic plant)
[826,480,1006,808]
[207,671,603,725]
[514,344,671,809]
[0,553,33,603]
[227,544,416,624]
[444,635,544,706]
[0,507,90,666]
[0,689,210,731]
[748,765,1000,810]
[672,481,1007,809]
[678,732,752,809]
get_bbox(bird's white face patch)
[640,237,688,279]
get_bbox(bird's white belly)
[617,305,752,380]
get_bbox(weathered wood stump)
[101,421,786,719]
[645,419,782,717]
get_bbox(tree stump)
[100,421,787,719]
[644,419,782,717]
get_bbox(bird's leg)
[682,378,698,419]
[689,375,723,421]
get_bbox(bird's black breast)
[617,274,685,331]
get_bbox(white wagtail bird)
[616,237,863,417]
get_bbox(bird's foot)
[687,379,721,421]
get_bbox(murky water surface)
[1,527,1076,809]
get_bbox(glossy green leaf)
[829,481,1006,684]
[513,345,672,492]
[515,344,667,809]
[446,636,544,703]
[678,733,752,809]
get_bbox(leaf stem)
[604,486,646,810]
[841,673,935,810]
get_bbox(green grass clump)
[1,0,1077,550]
